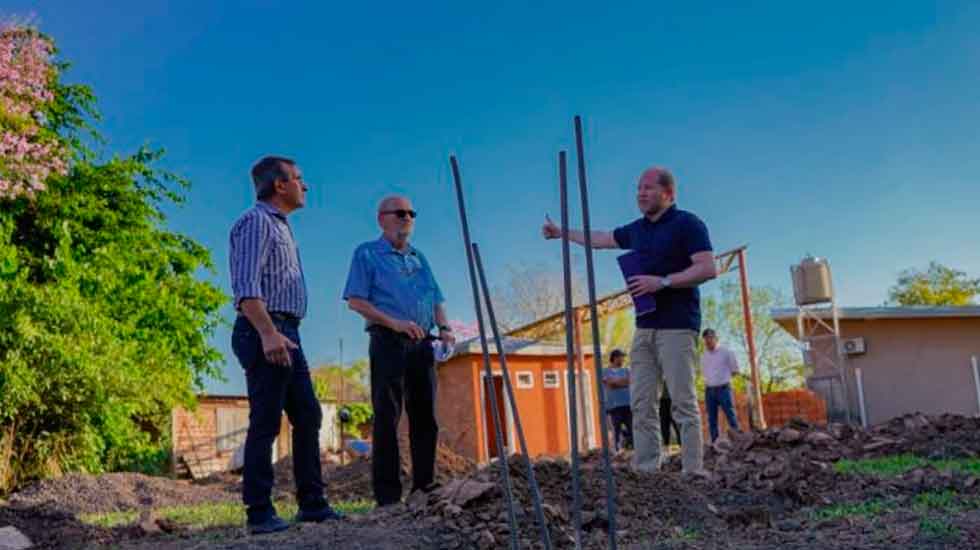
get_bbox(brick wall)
[432,358,480,460]
[172,398,291,478]
[695,388,827,440]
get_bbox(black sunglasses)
[381,209,417,219]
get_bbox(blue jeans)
[705,384,739,442]
[606,406,633,451]
[231,315,327,522]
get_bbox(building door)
[483,374,509,458]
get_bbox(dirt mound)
[395,413,980,549]
[397,436,478,480]
[667,413,980,510]
[5,413,980,549]
[399,455,725,549]
[0,504,113,549]
[266,441,475,502]
[7,472,238,515]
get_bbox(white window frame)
[542,370,560,389]
[515,371,534,389]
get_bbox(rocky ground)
[2,414,979,549]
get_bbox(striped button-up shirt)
[229,202,308,318]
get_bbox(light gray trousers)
[629,328,703,473]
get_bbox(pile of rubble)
[393,455,723,549]
[666,413,980,509]
[7,472,237,515]
[267,440,476,502]
[386,413,980,549]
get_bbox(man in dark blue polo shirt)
[542,167,717,475]
[343,194,454,506]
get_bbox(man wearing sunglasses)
[343,194,453,506]
[229,156,342,534]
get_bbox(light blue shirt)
[603,367,631,411]
[342,237,445,332]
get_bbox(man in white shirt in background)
[701,329,742,442]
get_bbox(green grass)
[675,527,701,541]
[834,454,980,477]
[812,499,894,521]
[812,490,980,523]
[919,517,960,540]
[912,490,980,513]
[79,499,374,530]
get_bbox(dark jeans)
[231,315,327,522]
[660,396,681,447]
[705,383,739,442]
[368,326,438,506]
[607,406,633,451]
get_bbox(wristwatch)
[661,276,672,288]
[438,325,452,333]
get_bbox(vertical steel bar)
[450,155,520,550]
[574,115,618,549]
[559,150,584,550]
[472,243,553,550]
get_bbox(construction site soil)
[2,413,979,549]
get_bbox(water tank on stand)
[791,255,834,306]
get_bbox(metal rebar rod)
[450,155,520,550]
[559,150,584,550]
[574,115,619,549]
[472,243,554,550]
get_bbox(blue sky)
[10,1,979,395]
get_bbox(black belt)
[270,311,301,324]
[368,324,436,342]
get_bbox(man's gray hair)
[251,156,295,200]
[377,194,410,213]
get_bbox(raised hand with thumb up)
[542,214,562,240]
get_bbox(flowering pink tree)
[0,24,67,199]
[448,319,480,341]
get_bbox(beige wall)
[839,317,980,425]
[779,316,980,426]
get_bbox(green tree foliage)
[701,280,804,394]
[339,402,373,438]
[312,358,369,403]
[311,359,371,438]
[0,28,225,493]
[887,262,980,306]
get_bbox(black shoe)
[248,515,290,535]
[295,505,345,523]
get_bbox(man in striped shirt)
[229,156,341,534]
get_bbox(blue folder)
[617,250,657,317]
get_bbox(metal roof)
[452,336,590,357]
[771,306,980,321]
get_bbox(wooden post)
[737,249,766,429]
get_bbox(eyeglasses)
[380,209,417,219]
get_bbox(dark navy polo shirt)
[612,205,713,331]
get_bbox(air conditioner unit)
[841,337,866,355]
